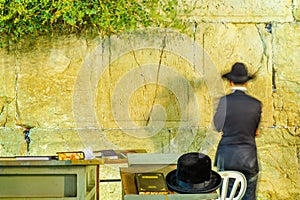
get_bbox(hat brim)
[166,169,222,194]
[222,73,254,83]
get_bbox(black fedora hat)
[166,152,221,194]
[222,62,254,83]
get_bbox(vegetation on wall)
[0,0,194,47]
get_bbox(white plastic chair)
[217,171,247,200]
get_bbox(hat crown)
[176,152,211,184]
[166,152,222,194]
[230,63,248,76]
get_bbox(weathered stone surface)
[188,0,293,22]
[99,163,127,200]
[28,128,85,155]
[273,23,300,128]
[99,182,122,200]
[293,0,300,20]
[0,128,26,156]
[12,36,89,129]
[256,129,300,199]
[0,50,16,127]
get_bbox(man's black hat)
[222,62,254,83]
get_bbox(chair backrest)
[218,171,247,200]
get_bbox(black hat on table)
[166,152,222,194]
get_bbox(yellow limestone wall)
[0,0,299,199]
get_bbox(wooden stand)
[0,159,101,200]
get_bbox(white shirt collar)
[231,86,247,92]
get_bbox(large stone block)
[73,29,216,142]
[0,128,26,156]
[187,0,293,22]
[13,35,89,129]
[197,23,273,127]
[0,50,16,127]
[27,128,85,155]
[256,129,300,199]
[273,23,300,128]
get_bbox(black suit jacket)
[213,90,262,174]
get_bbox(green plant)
[0,0,194,47]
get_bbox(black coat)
[213,90,262,175]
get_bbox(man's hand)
[255,129,260,137]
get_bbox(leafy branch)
[0,0,195,47]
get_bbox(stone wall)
[0,0,299,199]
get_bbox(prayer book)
[135,172,168,195]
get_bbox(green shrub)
[0,0,194,46]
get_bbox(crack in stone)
[272,66,277,93]
[297,145,300,173]
[129,40,148,89]
[145,33,167,126]
[23,128,31,153]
